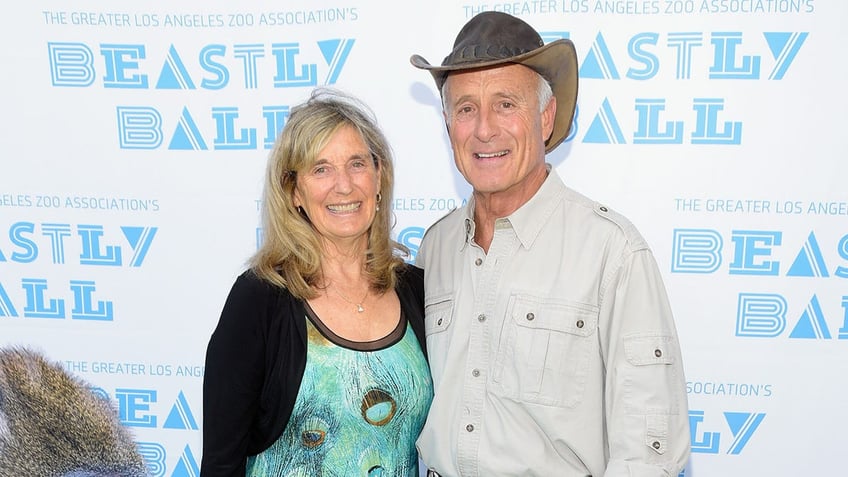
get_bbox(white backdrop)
[1,1,845,475]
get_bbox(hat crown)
[442,12,544,67]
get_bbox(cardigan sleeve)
[397,264,427,360]
[200,271,273,477]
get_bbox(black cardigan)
[200,265,426,476]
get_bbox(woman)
[201,88,432,476]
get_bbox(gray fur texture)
[0,347,149,477]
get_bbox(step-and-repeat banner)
[1,0,844,475]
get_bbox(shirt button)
[474,258,482,266]
[466,424,474,432]
[526,312,535,321]
[654,348,663,358]
[437,318,443,326]
[652,441,661,450]
[576,319,584,328]
[599,205,609,212]
[472,369,480,377]
[477,314,486,322]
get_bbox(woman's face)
[294,125,381,249]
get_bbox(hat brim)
[411,38,578,153]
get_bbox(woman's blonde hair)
[250,88,407,299]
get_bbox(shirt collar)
[461,199,476,251]
[463,164,566,250]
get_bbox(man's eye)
[454,106,474,120]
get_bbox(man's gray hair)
[441,70,553,119]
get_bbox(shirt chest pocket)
[491,296,599,408]
[424,293,454,380]
[425,293,453,334]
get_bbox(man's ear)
[541,96,556,143]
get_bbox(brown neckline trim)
[304,302,406,352]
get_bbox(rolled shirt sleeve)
[602,248,690,476]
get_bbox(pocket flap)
[645,412,669,455]
[624,334,677,366]
[510,296,597,337]
[425,293,453,335]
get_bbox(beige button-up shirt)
[416,168,690,476]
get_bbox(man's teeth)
[477,151,508,158]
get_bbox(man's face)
[442,63,555,198]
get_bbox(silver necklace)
[333,286,368,313]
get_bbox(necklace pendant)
[356,304,365,313]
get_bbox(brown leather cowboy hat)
[410,11,578,153]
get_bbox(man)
[410,11,690,476]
